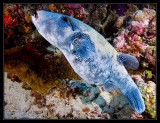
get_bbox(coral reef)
[87,4,119,38]
[4,4,35,49]
[47,4,89,23]
[4,43,81,95]
[112,7,156,118]
[142,81,156,118]
[4,4,156,119]
[113,7,156,82]
[132,75,156,118]
[5,71,156,119]
[113,8,156,57]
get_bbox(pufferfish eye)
[61,16,75,31]
[61,16,70,23]
[62,17,68,22]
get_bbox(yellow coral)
[4,45,81,95]
[142,85,156,118]
[48,4,57,11]
[23,25,31,33]
[62,9,65,13]
[25,14,31,23]
[4,10,9,16]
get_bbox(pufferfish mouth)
[34,10,38,18]
[31,10,43,25]
[31,10,38,19]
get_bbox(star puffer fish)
[31,10,145,114]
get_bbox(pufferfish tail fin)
[103,81,145,114]
[123,86,145,114]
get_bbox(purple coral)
[113,7,156,60]
[66,4,89,23]
[68,4,81,9]
[79,7,89,15]
[68,10,74,17]
[111,4,128,16]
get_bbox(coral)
[143,70,152,80]
[111,4,128,16]
[82,107,90,113]
[24,14,31,23]
[4,15,18,27]
[114,16,125,28]
[23,25,32,33]
[130,112,143,119]
[132,75,156,119]
[4,14,18,45]
[113,8,156,86]
[4,4,34,48]
[68,4,81,9]
[4,44,81,95]
[141,81,156,118]
[113,8,156,48]
[48,4,57,11]
[113,30,126,49]
[4,4,156,119]
[7,73,21,82]
[87,4,119,37]
[44,4,89,23]
[144,46,156,67]
[4,71,156,119]
[113,29,148,58]
[22,81,32,90]
[30,90,46,108]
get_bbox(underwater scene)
[4,4,156,119]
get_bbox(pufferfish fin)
[124,87,145,114]
[103,82,119,92]
[117,53,139,70]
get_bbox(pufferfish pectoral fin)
[117,53,139,70]
[102,82,119,92]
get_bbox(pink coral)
[66,5,89,23]
[79,7,89,15]
[68,10,74,17]
[132,34,139,42]
[113,34,126,49]
[144,47,156,67]
[131,21,145,35]
[113,8,156,63]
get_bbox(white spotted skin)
[31,10,145,114]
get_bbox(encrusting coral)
[132,75,156,118]
[4,4,156,119]
[113,7,156,82]
[4,43,81,95]
[113,8,156,58]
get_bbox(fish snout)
[30,10,39,19]
[34,10,38,19]
[31,10,47,21]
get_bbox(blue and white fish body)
[31,10,145,114]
